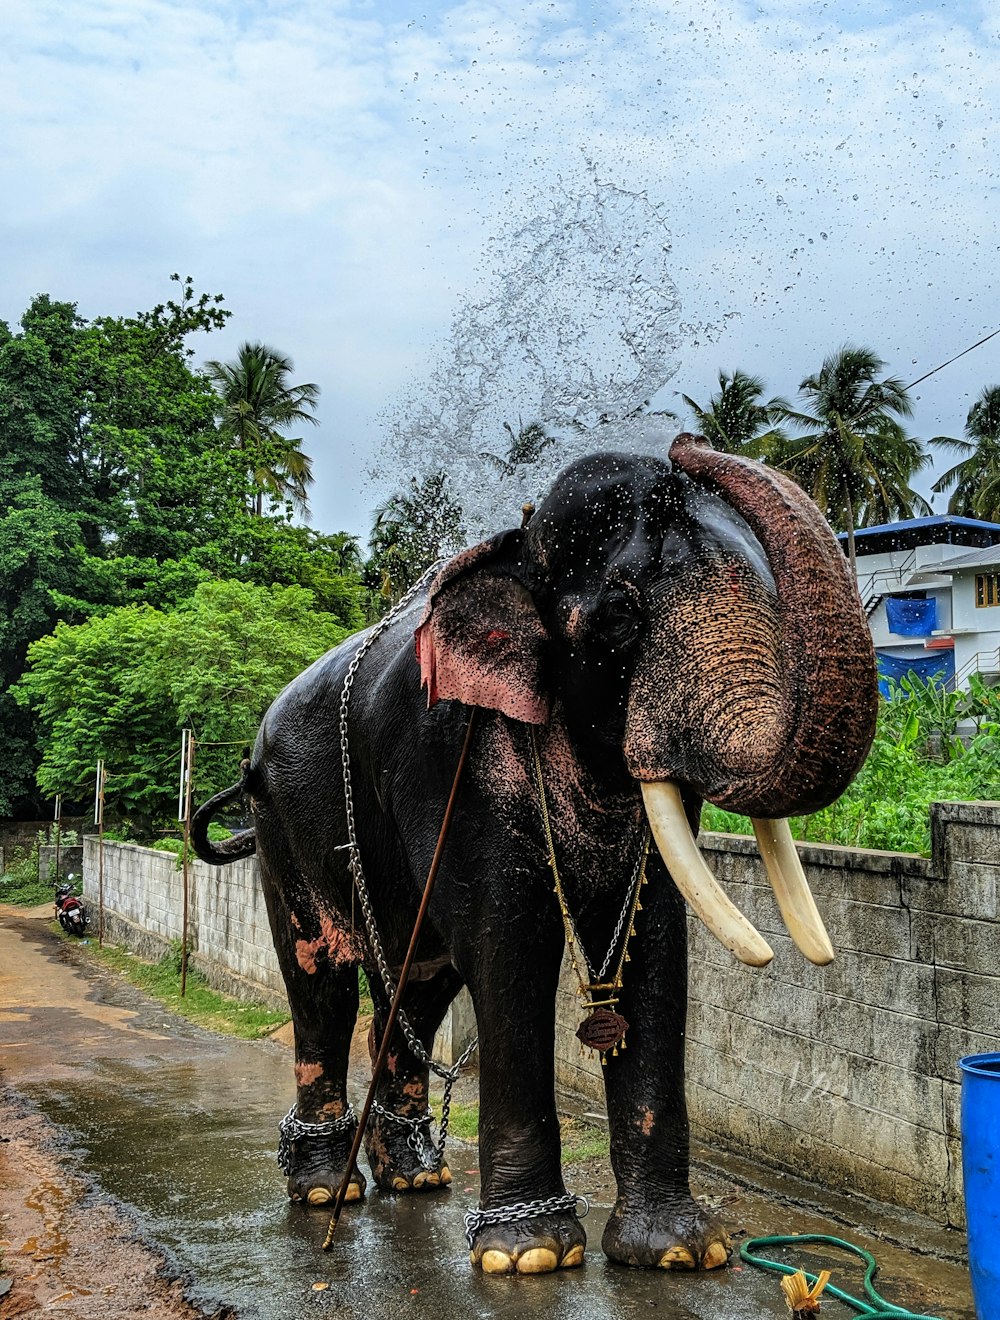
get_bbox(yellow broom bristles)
[781,1268,833,1315]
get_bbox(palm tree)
[771,345,930,570]
[681,369,788,456]
[205,342,320,517]
[931,386,1000,522]
[479,418,554,480]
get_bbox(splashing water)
[372,168,692,542]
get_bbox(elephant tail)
[190,760,257,865]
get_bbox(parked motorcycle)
[54,876,89,936]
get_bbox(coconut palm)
[681,369,789,456]
[772,346,930,569]
[205,342,320,517]
[931,386,1000,522]
[479,418,554,480]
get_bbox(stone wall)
[555,800,1000,1230]
[84,801,1000,1228]
[82,837,286,1007]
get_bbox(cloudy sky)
[2,0,998,539]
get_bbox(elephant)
[192,432,877,1276]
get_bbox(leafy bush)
[702,674,1000,856]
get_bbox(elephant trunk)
[625,433,877,819]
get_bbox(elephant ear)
[414,531,550,724]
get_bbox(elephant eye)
[596,590,643,647]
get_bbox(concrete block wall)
[82,837,286,1006]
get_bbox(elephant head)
[415,433,877,970]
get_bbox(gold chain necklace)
[530,728,649,1065]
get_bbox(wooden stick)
[323,708,477,1250]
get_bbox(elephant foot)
[469,1209,586,1274]
[278,1105,367,1207]
[601,1192,730,1270]
[284,1136,367,1207]
[363,1105,452,1194]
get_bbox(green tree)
[15,581,351,837]
[366,472,465,605]
[931,385,1000,521]
[681,369,788,455]
[205,342,320,517]
[772,345,929,569]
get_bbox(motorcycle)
[54,876,89,937]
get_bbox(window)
[975,574,1000,608]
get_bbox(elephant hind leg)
[363,966,463,1194]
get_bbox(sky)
[2,0,999,540]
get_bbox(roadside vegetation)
[79,938,290,1039]
[702,673,1000,856]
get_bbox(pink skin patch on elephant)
[295,1061,325,1087]
[294,913,363,974]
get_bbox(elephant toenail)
[439,1166,452,1185]
[306,1187,332,1205]
[561,1244,585,1268]
[481,1249,514,1274]
[659,1246,696,1269]
[392,1176,409,1191]
[516,1248,559,1274]
[702,1241,729,1270]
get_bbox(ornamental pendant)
[576,1005,628,1063]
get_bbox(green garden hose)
[739,1234,944,1319]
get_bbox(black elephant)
[193,433,876,1275]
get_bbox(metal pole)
[96,761,106,947]
[323,709,477,1250]
[53,794,62,886]
[181,732,196,997]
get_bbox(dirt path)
[0,905,220,1319]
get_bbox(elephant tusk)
[751,817,835,966]
[640,782,774,968]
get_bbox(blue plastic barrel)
[960,1052,1000,1319]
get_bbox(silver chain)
[338,561,479,1167]
[372,1100,439,1171]
[463,1194,589,1248]
[277,1103,357,1175]
[578,830,648,982]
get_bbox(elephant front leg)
[462,907,586,1276]
[363,968,461,1194]
[598,870,730,1270]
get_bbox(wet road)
[0,910,974,1320]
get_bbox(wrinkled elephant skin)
[193,435,877,1276]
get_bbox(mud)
[0,905,975,1320]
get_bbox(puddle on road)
[26,1054,783,1320]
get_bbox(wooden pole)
[181,732,196,998]
[323,709,477,1250]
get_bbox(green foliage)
[0,280,362,814]
[931,384,1000,521]
[681,370,789,455]
[15,580,351,839]
[702,676,1000,856]
[0,832,47,905]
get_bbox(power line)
[906,327,1000,390]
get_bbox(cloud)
[1,0,997,534]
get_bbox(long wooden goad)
[323,707,478,1249]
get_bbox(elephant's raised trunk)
[625,434,876,968]
[625,434,877,818]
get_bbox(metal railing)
[945,647,1000,692]
[857,550,918,618]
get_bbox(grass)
[81,938,290,1040]
[431,1096,610,1164]
[0,873,53,907]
